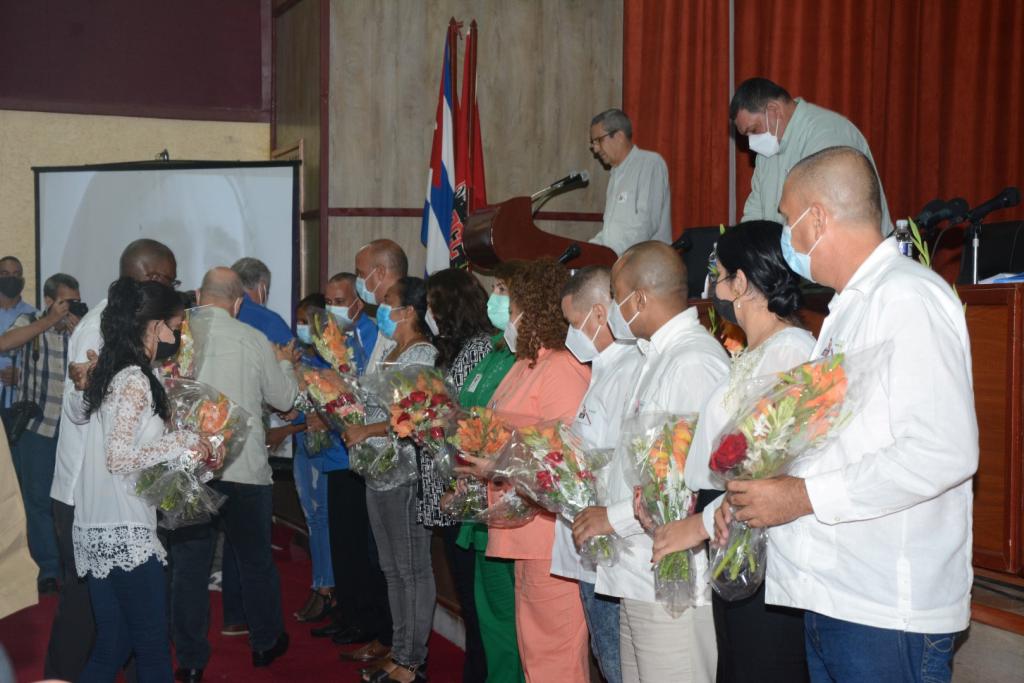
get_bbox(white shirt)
[590,146,672,256]
[598,309,729,602]
[551,341,644,583]
[51,298,107,506]
[68,366,199,578]
[682,327,816,537]
[768,238,978,634]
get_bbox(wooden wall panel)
[326,0,622,228]
[328,217,426,278]
[275,0,322,212]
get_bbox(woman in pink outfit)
[485,260,591,683]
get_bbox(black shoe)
[174,668,203,683]
[331,626,372,645]
[252,632,289,667]
[37,577,59,595]
[310,619,347,638]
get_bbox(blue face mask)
[780,208,817,282]
[356,268,380,305]
[487,294,510,330]
[375,303,400,338]
[296,324,313,345]
[327,304,352,326]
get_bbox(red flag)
[448,21,487,268]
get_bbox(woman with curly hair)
[475,259,592,681]
[70,277,216,682]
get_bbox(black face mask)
[155,329,182,361]
[0,276,24,298]
[710,287,739,326]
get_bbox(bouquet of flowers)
[626,412,700,616]
[363,364,457,451]
[291,367,333,456]
[500,421,620,567]
[707,347,885,601]
[437,406,515,485]
[309,308,358,375]
[133,378,252,529]
[475,487,539,529]
[301,367,365,433]
[348,438,419,491]
[440,477,490,521]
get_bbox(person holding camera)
[0,272,84,595]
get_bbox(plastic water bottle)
[895,219,914,257]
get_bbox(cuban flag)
[421,30,457,275]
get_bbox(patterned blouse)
[417,334,492,527]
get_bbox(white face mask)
[327,304,352,327]
[607,291,638,341]
[564,307,601,363]
[504,313,522,354]
[748,108,781,158]
[425,308,440,336]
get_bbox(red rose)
[408,390,428,404]
[429,426,445,440]
[545,451,564,466]
[536,471,555,492]
[399,397,413,409]
[430,393,450,407]
[709,433,748,473]
[424,408,436,420]
[396,412,412,424]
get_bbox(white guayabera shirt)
[550,341,643,583]
[598,308,729,603]
[590,146,672,256]
[769,238,978,634]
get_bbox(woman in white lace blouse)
[69,278,215,682]
[645,222,816,683]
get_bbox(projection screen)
[34,161,299,324]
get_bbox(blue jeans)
[10,428,60,580]
[170,482,283,668]
[579,581,622,683]
[80,556,172,683]
[293,451,333,588]
[805,612,957,683]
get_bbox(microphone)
[914,199,948,228]
[915,198,971,230]
[550,171,590,191]
[558,243,582,264]
[966,187,1021,224]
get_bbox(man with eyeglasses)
[587,108,672,256]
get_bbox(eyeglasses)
[589,130,616,147]
[147,271,182,289]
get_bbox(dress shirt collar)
[594,339,635,371]
[612,144,640,175]
[827,237,899,312]
[637,307,700,356]
[779,98,807,153]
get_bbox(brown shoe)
[220,623,249,637]
[342,639,391,662]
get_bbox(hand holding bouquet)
[708,347,885,601]
[133,378,252,528]
[626,412,699,616]
[301,367,365,433]
[501,421,620,567]
[475,487,539,529]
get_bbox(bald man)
[353,239,409,308]
[170,267,298,678]
[574,242,728,683]
[719,146,977,681]
[46,238,178,681]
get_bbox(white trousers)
[619,599,717,683]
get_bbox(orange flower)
[197,398,230,433]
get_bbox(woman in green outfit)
[455,264,524,683]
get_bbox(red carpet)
[1,526,465,682]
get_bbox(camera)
[67,300,89,318]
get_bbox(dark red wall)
[0,0,270,122]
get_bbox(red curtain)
[623,0,731,237]
[733,0,1024,228]
[624,0,1024,250]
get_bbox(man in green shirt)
[732,77,893,235]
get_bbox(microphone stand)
[969,219,981,284]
